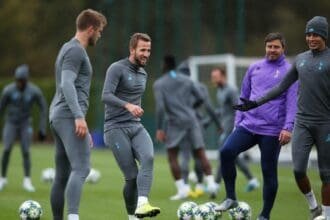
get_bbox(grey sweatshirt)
[258,48,330,123]
[102,58,147,131]
[0,82,47,133]
[216,84,238,130]
[153,70,203,130]
[50,38,92,120]
[194,82,222,129]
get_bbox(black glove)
[38,131,46,141]
[233,98,258,111]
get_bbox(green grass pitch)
[0,144,321,219]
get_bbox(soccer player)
[0,64,47,192]
[102,33,160,220]
[233,17,330,220]
[176,60,222,198]
[210,67,259,193]
[49,9,107,220]
[215,32,297,220]
[154,55,217,201]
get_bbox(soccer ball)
[41,168,55,183]
[177,201,198,220]
[228,201,251,220]
[85,168,101,183]
[193,204,216,220]
[203,202,222,219]
[19,200,43,220]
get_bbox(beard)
[88,35,98,46]
[134,54,148,67]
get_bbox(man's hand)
[279,130,291,145]
[125,103,144,117]
[156,130,166,143]
[75,118,88,138]
[38,131,46,141]
[233,98,258,111]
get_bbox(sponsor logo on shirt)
[274,69,280,78]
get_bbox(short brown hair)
[129,33,151,49]
[264,32,286,48]
[76,9,107,31]
[212,67,227,77]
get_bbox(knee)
[220,146,237,161]
[72,166,90,179]
[141,154,154,169]
[294,170,307,181]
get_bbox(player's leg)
[314,123,330,219]
[104,128,139,218]
[257,135,281,219]
[189,121,217,196]
[291,121,322,219]
[131,125,160,218]
[0,122,17,190]
[192,152,205,197]
[216,126,257,211]
[50,120,71,220]
[52,119,90,220]
[19,121,35,192]
[165,125,189,200]
[179,136,191,184]
[236,157,260,192]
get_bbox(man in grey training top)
[234,16,330,220]
[49,9,107,220]
[154,55,217,201]
[102,33,160,220]
[0,64,47,192]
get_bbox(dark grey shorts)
[165,122,205,149]
[292,120,330,181]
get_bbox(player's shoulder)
[62,39,85,56]
[153,75,167,88]
[2,83,16,93]
[27,82,42,93]
[249,58,267,69]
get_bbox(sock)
[205,175,216,186]
[304,191,318,210]
[175,179,185,192]
[137,196,148,207]
[324,205,330,218]
[68,214,79,220]
[195,183,204,191]
[128,215,139,220]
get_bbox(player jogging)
[102,33,160,220]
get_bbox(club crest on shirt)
[274,69,280,78]
[318,62,324,71]
[299,60,306,67]
[128,74,133,81]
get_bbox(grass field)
[0,144,322,220]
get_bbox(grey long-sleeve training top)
[0,82,47,133]
[258,48,330,124]
[50,38,92,121]
[153,70,203,130]
[102,58,147,131]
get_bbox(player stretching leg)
[102,33,160,220]
[49,9,107,220]
[234,17,330,220]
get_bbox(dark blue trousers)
[220,126,281,219]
